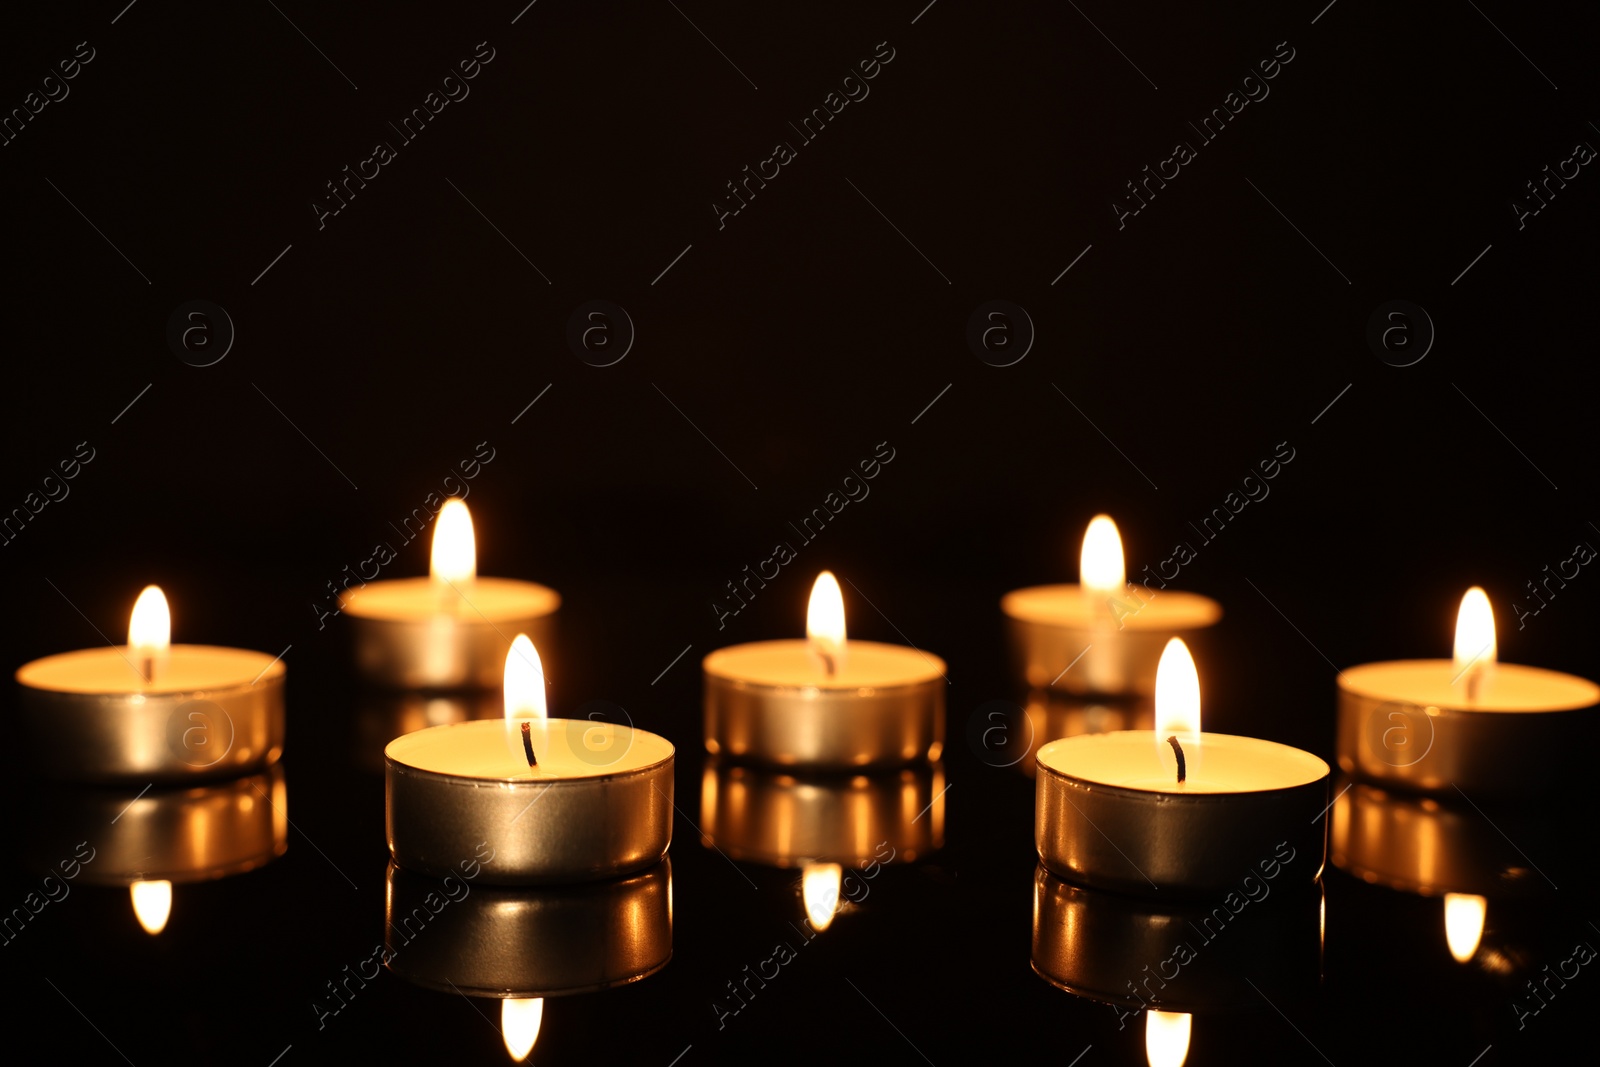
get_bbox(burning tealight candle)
[1003,515,1221,697]
[385,635,674,884]
[16,586,285,784]
[341,499,559,689]
[1035,639,1329,897]
[702,571,947,768]
[1335,587,1600,795]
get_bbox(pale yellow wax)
[16,645,282,695]
[1338,660,1599,713]
[1002,585,1220,630]
[341,577,559,622]
[1037,731,1329,794]
[703,639,944,690]
[386,719,673,781]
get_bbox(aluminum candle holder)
[16,586,285,785]
[385,859,673,997]
[385,719,675,885]
[343,577,559,690]
[1035,732,1329,898]
[1003,589,1221,698]
[698,758,945,867]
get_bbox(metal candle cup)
[703,640,945,769]
[341,576,559,690]
[1335,660,1598,795]
[1035,732,1329,898]
[1016,691,1154,779]
[1002,585,1220,697]
[16,644,285,785]
[385,859,673,997]
[699,758,945,867]
[354,689,501,775]
[385,719,674,885]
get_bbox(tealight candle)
[341,499,559,689]
[16,586,285,784]
[386,635,674,884]
[1003,515,1221,697]
[1336,588,1600,795]
[1035,639,1329,898]
[703,571,946,768]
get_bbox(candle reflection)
[24,765,287,936]
[699,758,944,868]
[1330,778,1547,967]
[802,863,843,931]
[130,879,173,935]
[1145,1010,1191,1067]
[501,998,542,1062]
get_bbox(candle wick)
[521,721,537,767]
[141,655,153,684]
[820,650,836,678]
[1166,735,1186,785]
[1466,669,1479,705]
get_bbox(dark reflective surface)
[3,1,1596,1063]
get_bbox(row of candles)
[16,503,1596,1062]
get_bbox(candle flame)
[501,997,543,1062]
[503,634,547,722]
[430,498,477,585]
[1444,892,1487,963]
[806,572,847,675]
[1452,587,1496,675]
[1154,638,1201,757]
[1080,514,1126,596]
[128,586,171,652]
[130,880,172,935]
[1145,1010,1191,1067]
[802,862,842,931]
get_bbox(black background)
[2,1,1596,1064]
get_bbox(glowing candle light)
[1337,587,1598,794]
[342,498,559,689]
[1036,640,1328,897]
[704,570,945,768]
[385,634,674,884]
[17,585,285,783]
[1003,515,1220,697]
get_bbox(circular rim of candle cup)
[1335,660,1599,795]
[385,720,675,885]
[1035,732,1330,899]
[1031,863,1323,1011]
[15,647,286,785]
[1329,778,1549,898]
[385,858,673,998]
[1002,584,1221,697]
[341,577,559,690]
[699,758,946,867]
[702,640,947,769]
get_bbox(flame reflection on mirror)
[1146,1009,1191,1067]
[131,879,172,935]
[501,997,543,1062]
[802,862,842,931]
[1444,892,1487,963]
